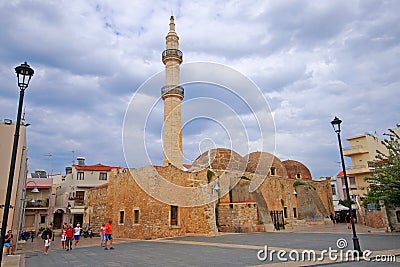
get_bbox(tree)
[363,127,400,207]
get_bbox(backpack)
[41,229,52,240]
[41,230,47,240]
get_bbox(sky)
[0,0,399,178]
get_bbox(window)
[119,210,125,224]
[40,215,46,224]
[99,172,107,181]
[170,206,178,226]
[77,172,84,180]
[134,209,140,224]
[283,207,288,218]
[75,191,85,204]
[270,167,276,176]
[293,208,297,218]
[331,184,336,196]
[296,173,301,179]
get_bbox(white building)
[53,157,121,228]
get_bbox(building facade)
[0,119,28,235]
[343,134,387,211]
[23,178,55,233]
[53,157,121,228]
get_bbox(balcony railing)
[162,49,183,63]
[161,85,184,99]
[26,198,49,208]
[346,165,370,175]
[343,145,368,156]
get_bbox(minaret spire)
[161,16,184,168]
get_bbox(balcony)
[161,85,184,99]
[162,49,183,64]
[346,165,371,175]
[343,145,368,156]
[26,198,49,209]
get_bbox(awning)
[70,208,84,214]
[334,204,349,211]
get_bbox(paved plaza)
[2,224,400,267]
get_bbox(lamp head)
[31,187,39,193]
[15,62,34,90]
[331,116,342,133]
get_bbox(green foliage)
[293,180,306,187]
[339,199,355,208]
[207,169,214,183]
[364,128,400,207]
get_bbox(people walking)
[74,223,82,247]
[3,230,14,256]
[100,223,106,247]
[42,226,52,255]
[66,224,74,251]
[61,224,67,249]
[104,220,114,250]
[345,213,351,229]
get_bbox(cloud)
[0,0,399,178]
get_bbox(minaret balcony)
[162,49,183,64]
[161,85,184,99]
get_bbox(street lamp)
[17,181,40,241]
[66,203,71,225]
[212,179,220,237]
[331,116,361,253]
[0,62,34,264]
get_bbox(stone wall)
[364,210,385,229]
[86,165,334,239]
[86,167,215,240]
[217,202,260,232]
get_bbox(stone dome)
[188,148,247,172]
[245,152,287,177]
[282,160,312,179]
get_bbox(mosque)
[86,16,333,239]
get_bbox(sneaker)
[110,247,114,250]
[105,247,109,250]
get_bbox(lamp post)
[331,116,361,253]
[212,179,220,237]
[66,203,71,225]
[17,181,39,241]
[0,62,34,263]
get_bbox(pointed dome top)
[169,16,175,32]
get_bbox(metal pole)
[336,132,361,253]
[0,88,25,263]
[17,189,27,241]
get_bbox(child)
[100,223,106,247]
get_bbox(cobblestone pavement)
[2,223,399,267]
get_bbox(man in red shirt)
[65,224,74,251]
[104,220,114,250]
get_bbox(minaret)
[161,16,184,168]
